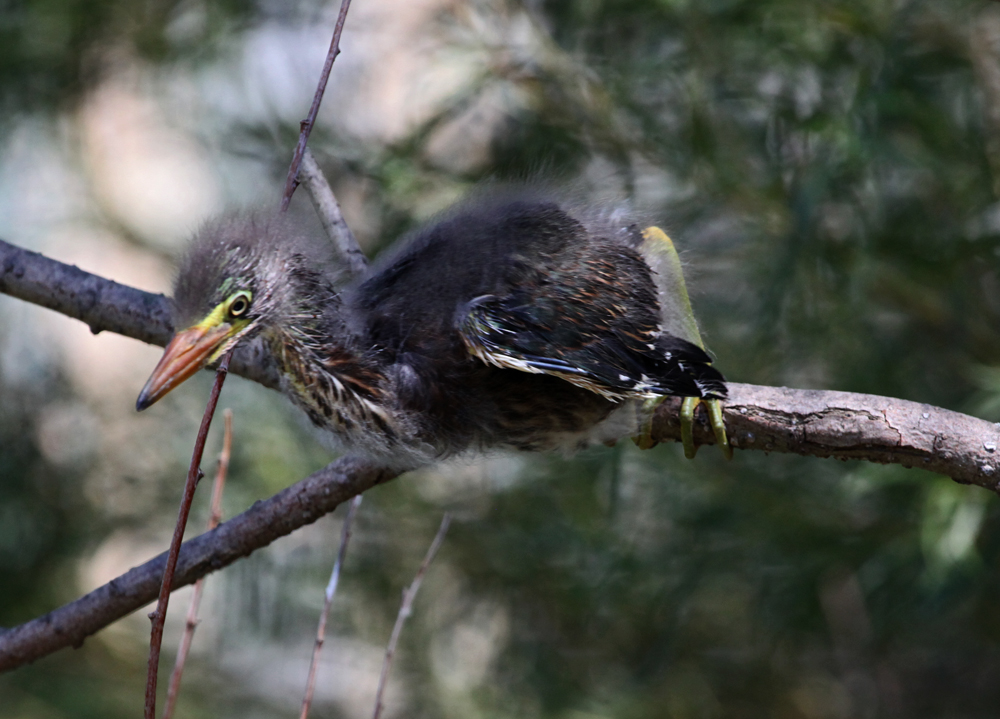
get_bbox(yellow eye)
[228,292,251,318]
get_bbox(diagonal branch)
[1,237,999,673]
[0,456,398,673]
[0,238,279,390]
[298,147,368,276]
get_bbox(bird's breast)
[265,330,416,458]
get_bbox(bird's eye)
[228,293,251,318]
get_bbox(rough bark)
[0,456,397,673]
[654,387,1000,486]
[0,238,279,389]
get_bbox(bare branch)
[0,238,279,390]
[652,386,1000,487]
[0,237,172,345]
[372,514,451,719]
[298,148,368,276]
[0,456,399,673]
[280,0,355,211]
[299,494,363,719]
[4,238,995,485]
[162,409,234,719]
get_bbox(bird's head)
[136,213,335,411]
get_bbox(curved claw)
[706,398,733,460]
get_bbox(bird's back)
[353,197,583,347]
[347,194,723,457]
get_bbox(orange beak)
[136,324,233,411]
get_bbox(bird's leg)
[632,226,732,459]
[634,397,663,450]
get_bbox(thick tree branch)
[654,388,1000,486]
[3,236,995,486]
[0,238,279,390]
[1,237,999,672]
[0,238,172,344]
[0,456,398,673]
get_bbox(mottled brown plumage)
[137,192,726,468]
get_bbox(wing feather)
[457,237,727,402]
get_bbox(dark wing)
[457,240,726,401]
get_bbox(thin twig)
[971,6,1000,199]
[372,514,452,719]
[299,494,363,719]
[144,354,232,719]
[161,409,234,719]
[298,148,368,275]
[280,0,355,212]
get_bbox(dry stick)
[280,0,354,212]
[161,409,234,719]
[281,7,366,711]
[299,495,363,719]
[144,354,232,719]
[298,147,368,275]
[372,514,452,719]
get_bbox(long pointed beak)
[136,324,232,411]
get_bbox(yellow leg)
[706,398,732,460]
[681,397,733,460]
[639,225,733,461]
[680,396,699,459]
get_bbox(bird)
[136,190,730,469]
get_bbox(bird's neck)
[262,308,399,448]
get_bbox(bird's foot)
[681,397,733,460]
[633,396,732,460]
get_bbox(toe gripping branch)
[681,397,732,460]
[634,396,732,460]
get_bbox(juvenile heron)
[136,192,729,468]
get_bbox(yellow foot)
[681,397,733,460]
[633,396,733,459]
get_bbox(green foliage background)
[3,0,1000,717]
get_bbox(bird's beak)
[136,323,233,411]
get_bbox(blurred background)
[2,0,1000,716]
